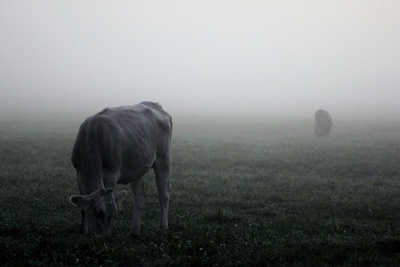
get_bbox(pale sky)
[1,1,399,118]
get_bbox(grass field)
[1,114,400,266]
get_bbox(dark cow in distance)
[69,101,172,236]
[314,109,332,137]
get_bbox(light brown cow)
[69,101,172,236]
[314,109,332,137]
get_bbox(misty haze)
[1,1,400,266]
[1,1,399,119]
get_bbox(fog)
[1,1,399,120]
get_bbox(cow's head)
[69,188,127,236]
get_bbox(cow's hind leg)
[130,176,145,236]
[154,156,172,231]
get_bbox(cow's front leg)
[79,209,88,234]
[130,177,145,236]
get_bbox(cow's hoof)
[79,228,88,235]
[159,225,168,231]
[130,230,141,238]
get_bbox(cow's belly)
[117,162,153,184]
[117,144,157,184]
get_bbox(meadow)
[1,113,400,266]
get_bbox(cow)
[314,109,332,137]
[69,101,172,236]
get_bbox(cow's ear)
[114,190,128,203]
[69,195,93,209]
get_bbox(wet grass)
[1,115,400,266]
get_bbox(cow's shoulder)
[74,113,124,148]
[139,102,171,122]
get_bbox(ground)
[1,114,400,266]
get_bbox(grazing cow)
[69,101,172,236]
[314,109,332,137]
